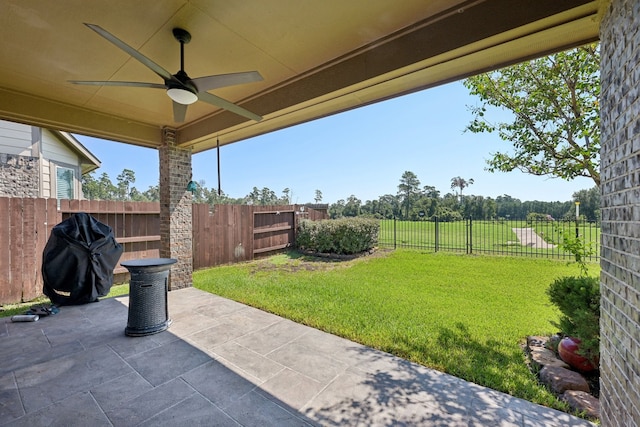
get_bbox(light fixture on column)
[187,180,197,194]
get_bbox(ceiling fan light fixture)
[167,87,198,105]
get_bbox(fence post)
[467,217,473,254]
[434,216,439,252]
[393,216,397,250]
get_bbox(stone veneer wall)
[600,0,640,425]
[0,154,39,197]
[159,127,193,290]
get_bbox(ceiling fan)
[69,23,263,123]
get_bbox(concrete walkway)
[512,228,556,249]
[1,287,594,426]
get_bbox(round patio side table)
[120,258,177,337]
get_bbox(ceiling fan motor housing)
[172,28,191,44]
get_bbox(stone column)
[159,127,193,290]
[599,1,640,425]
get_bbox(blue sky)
[76,80,595,204]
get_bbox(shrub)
[433,207,463,222]
[526,212,554,223]
[296,218,379,255]
[550,223,596,276]
[547,276,600,363]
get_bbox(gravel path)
[512,227,556,249]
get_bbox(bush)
[433,207,463,222]
[526,212,554,223]
[296,218,379,255]
[547,276,600,363]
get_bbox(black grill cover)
[42,212,123,305]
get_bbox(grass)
[194,249,600,412]
[0,283,130,318]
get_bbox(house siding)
[41,129,83,200]
[0,120,31,156]
[0,121,92,199]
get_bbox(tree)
[142,185,159,202]
[343,195,361,217]
[450,176,474,200]
[464,43,600,186]
[329,199,345,219]
[377,194,401,219]
[397,171,421,219]
[572,186,600,222]
[81,171,101,200]
[281,188,291,204]
[314,189,323,204]
[116,169,136,200]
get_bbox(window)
[56,166,74,200]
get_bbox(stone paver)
[0,287,595,426]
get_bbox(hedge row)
[296,218,379,255]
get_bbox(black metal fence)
[378,217,600,261]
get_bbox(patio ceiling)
[0,0,601,154]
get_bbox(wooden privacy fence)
[191,204,327,269]
[0,197,57,303]
[0,197,327,304]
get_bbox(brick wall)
[0,154,39,197]
[600,0,640,425]
[159,127,193,290]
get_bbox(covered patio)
[1,288,594,426]
[1,1,639,425]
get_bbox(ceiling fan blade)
[191,71,263,91]
[84,23,173,81]
[69,80,166,89]
[173,101,188,123]
[198,91,262,122]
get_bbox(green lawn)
[379,219,600,259]
[194,250,599,412]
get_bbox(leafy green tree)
[439,193,460,211]
[435,206,463,222]
[116,169,136,200]
[260,187,278,205]
[314,189,323,204]
[422,185,440,199]
[483,197,497,220]
[81,171,101,200]
[397,171,420,219]
[343,195,361,217]
[450,176,474,199]
[99,173,117,199]
[281,188,291,204]
[464,43,600,186]
[329,199,345,219]
[141,185,159,202]
[377,194,401,219]
[571,186,600,222]
[246,187,260,205]
[129,187,146,201]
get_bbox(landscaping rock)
[529,347,570,370]
[539,366,590,394]
[526,335,548,348]
[561,390,600,419]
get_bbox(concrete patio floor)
[1,287,595,426]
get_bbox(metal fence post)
[393,216,397,250]
[467,217,473,254]
[434,216,439,252]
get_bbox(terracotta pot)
[558,336,597,372]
